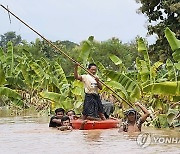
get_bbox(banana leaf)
[143,81,180,95]
[61,98,74,110]
[165,28,180,62]
[96,61,106,74]
[6,76,27,89]
[174,62,180,70]
[52,61,68,85]
[40,91,64,103]
[0,87,21,100]
[109,54,122,65]
[30,61,47,78]
[151,61,163,79]
[71,80,84,96]
[20,64,33,87]
[165,27,180,51]
[137,38,150,67]
[104,80,128,99]
[78,36,94,65]
[105,70,141,99]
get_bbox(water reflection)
[83,130,102,142]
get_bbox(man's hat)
[124,108,137,116]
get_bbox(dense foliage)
[0,29,179,128]
[136,0,180,62]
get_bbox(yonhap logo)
[137,133,151,148]
[137,133,180,148]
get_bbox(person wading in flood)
[49,108,65,127]
[119,102,150,133]
[74,63,106,120]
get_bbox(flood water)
[0,115,179,154]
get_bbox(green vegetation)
[136,0,180,62]
[0,29,179,128]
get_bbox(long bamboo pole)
[0,4,133,108]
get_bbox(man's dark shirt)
[49,116,61,127]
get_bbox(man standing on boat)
[74,63,106,120]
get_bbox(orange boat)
[72,119,119,130]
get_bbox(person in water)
[49,108,65,127]
[74,63,106,120]
[66,110,78,120]
[58,116,73,131]
[119,102,150,133]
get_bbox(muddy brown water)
[0,115,179,154]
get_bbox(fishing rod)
[0,4,134,108]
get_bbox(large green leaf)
[174,62,180,70]
[52,61,67,85]
[40,91,64,103]
[137,38,150,65]
[165,27,180,51]
[105,70,141,99]
[165,28,180,62]
[6,76,27,89]
[78,36,94,65]
[71,80,84,96]
[61,98,74,110]
[20,64,33,87]
[40,57,49,69]
[30,61,47,79]
[138,38,147,53]
[143,81,180,95]
[0,87,21,99]
[109,54,122,65]
[104,80,128,99]
[109,54,126,72]
[151,61,163,79]
[40,91,74,110]
[136,58,150,83]
[172,50,180,62]
[96,61,106,72]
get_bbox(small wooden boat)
[72,119,119,130]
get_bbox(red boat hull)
[72,119,119,130]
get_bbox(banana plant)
[143,28,180,97]
[40,80,84,113]
[0,62,22,105]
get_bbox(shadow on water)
[0,112,179,154]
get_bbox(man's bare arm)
[52,119,61,124]
[74,63,82,81]
[135,102,150,123]
[58,126,72,131]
